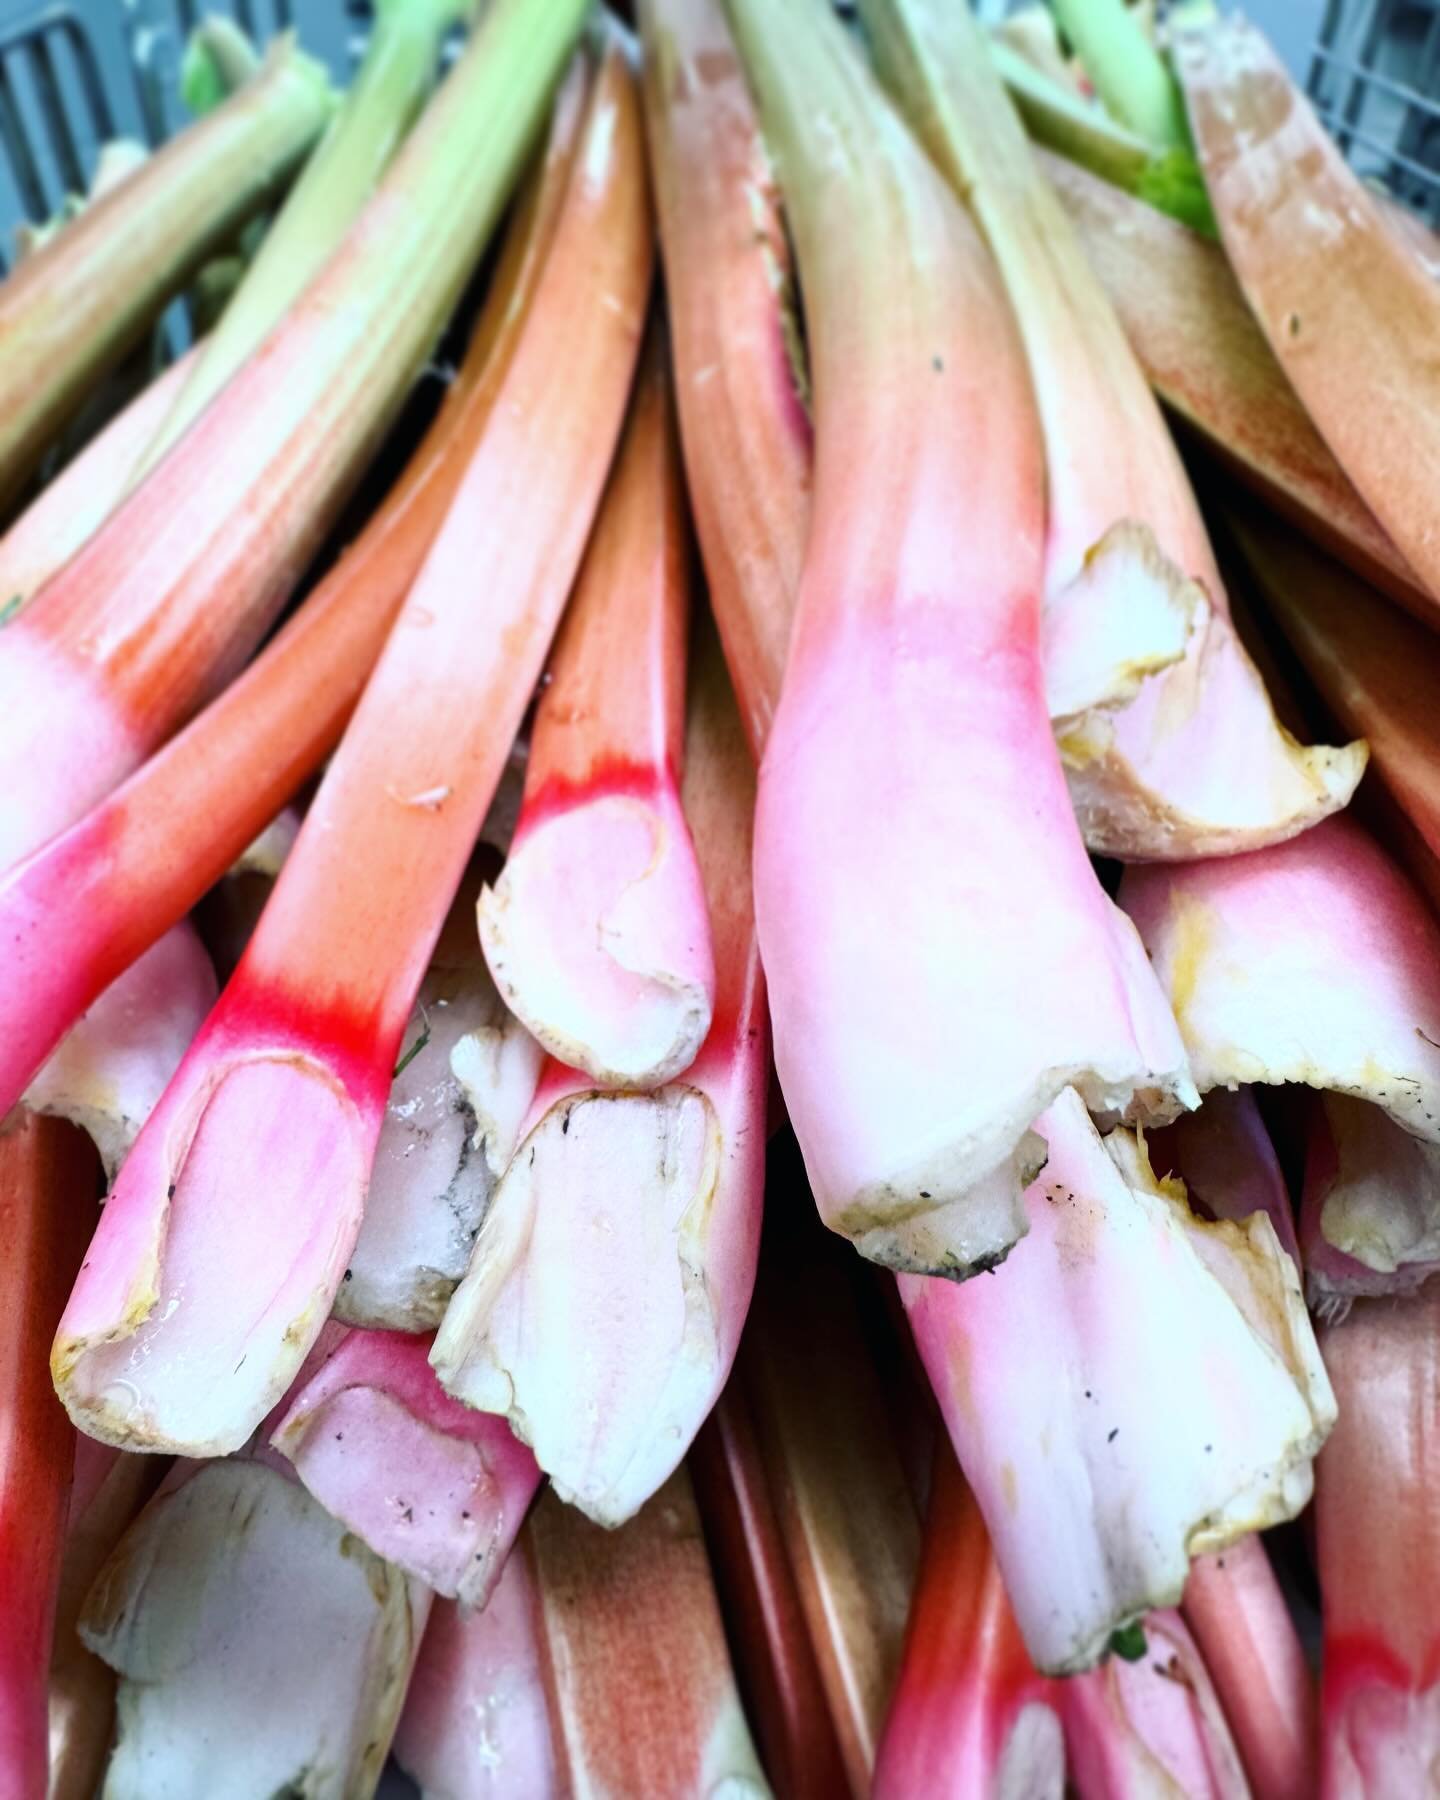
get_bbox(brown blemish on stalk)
[1164,897,1215,1027]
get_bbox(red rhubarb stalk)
[433,622,766,1525]
[721,0,1192,1275]
[0,1116,97,1800]
[477,331,715,1086]
[1175,15,1440,620]
[269,1326,540,1607]
[0,65,587,1128]
[49,39,651,1458]
[1316,1289,1440,1797]
[0,40,329,507]
[0,0,586,872]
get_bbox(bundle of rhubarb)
[4,0,1440,1792]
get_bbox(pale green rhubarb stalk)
[1174,15,1440,621]
[476,331,716,1087]
[0,54,588,1135]
[1122,815,1440,1303]
[49,36,650,1458]
[1041,152,1425,617]
[130,0,470,485]
[0,0,580,876]
[433,620,766,1526]
[860,0,1362,859]
[524,1472,770,1796]
[179,16,261,116]
[1049,0,1188,149]
[902,1085,1334,1673]
[393,1559,558,1799]
[719,0,1193,1275]
[0,39,329,509]
[78,1456,429,1800]
[1316,1289,1440,1796]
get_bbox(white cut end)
[997,1703,1066,1800]
[23,923,216,1179]
[479,792,715,1087]
[852,1147,1035,1278]
[79,1459,418,1800]
[229,806,302,879]
[432,1086,732,1526]
[53,1056,368,1455]
[338,965,543,1331]
[1043,518,1201,724]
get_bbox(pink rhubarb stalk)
[0,0,586,872]
[477,332,715,1086]
[0,61,585,1128]
[902,1086,1334,1673]
[1316,1288,1440,1796]
[638,0,811,759]
[860,0,1361,860]
[689,1388,852,1799]
[1175,15,1440,620]
[1042,151,1423,615]
[270,1326,540,1607]
[0,1116,97,1800]
[524,1470,768,1795]
[0,40,328,507]
[722,0,1193,1275]
[1122,814,1440,1290]
[49,41,652,1458]
[433,626,766,1525]
[79,1454,428,1799]
[394,1560,558,1799]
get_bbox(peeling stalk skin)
[478,336,715,1088]
[525,1471,770,1797]
[0,40,328,507]
[0,1116,96,1800]
[689,1390,853,1800]
[859,0,1360,861]
[1176,16,1440,621]
[873,1449,1065,1800]
[1182,1536,1319,1800]
[723,0,1193,1276]
[21,922,216,1181]
[1316,1291,1440,1798]
[0,349,194,619]
[434,628,765,1527]
[1220,500,1440,874]
[133,0,466,480]
[78,1457,427,1800]
[902,1087,1335,1675]
[1121,814,1440,1283]
[0,0,587,872]
[270,1326,540,1607]
[48,48,652,1458]
[394,1560,558,1800]
[1042,151,1422,615]
[0,59,588,1127]
[638,0,812,760]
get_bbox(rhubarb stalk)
[433,623,765,1525]
[0,0,586,871]
[269,1326,540,1607]
[394,1559,558,1800]
[1051,0,1188,148]
[1315,1289,1440,1797]
[1121,814,1440,1289]
[477,332,715,1086]
[50,39,652,1457]
[0,59,587,1128]
[79,1456,428,1799]
[902,1086,1334,1673]
[1175,15,1440,619]
[525,1470,769,1796]
[131,0,468,483]
[723,0,1193,1275]
[0,1116,98,1800]
[0,40,329,507]
[861,0,1362,859]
